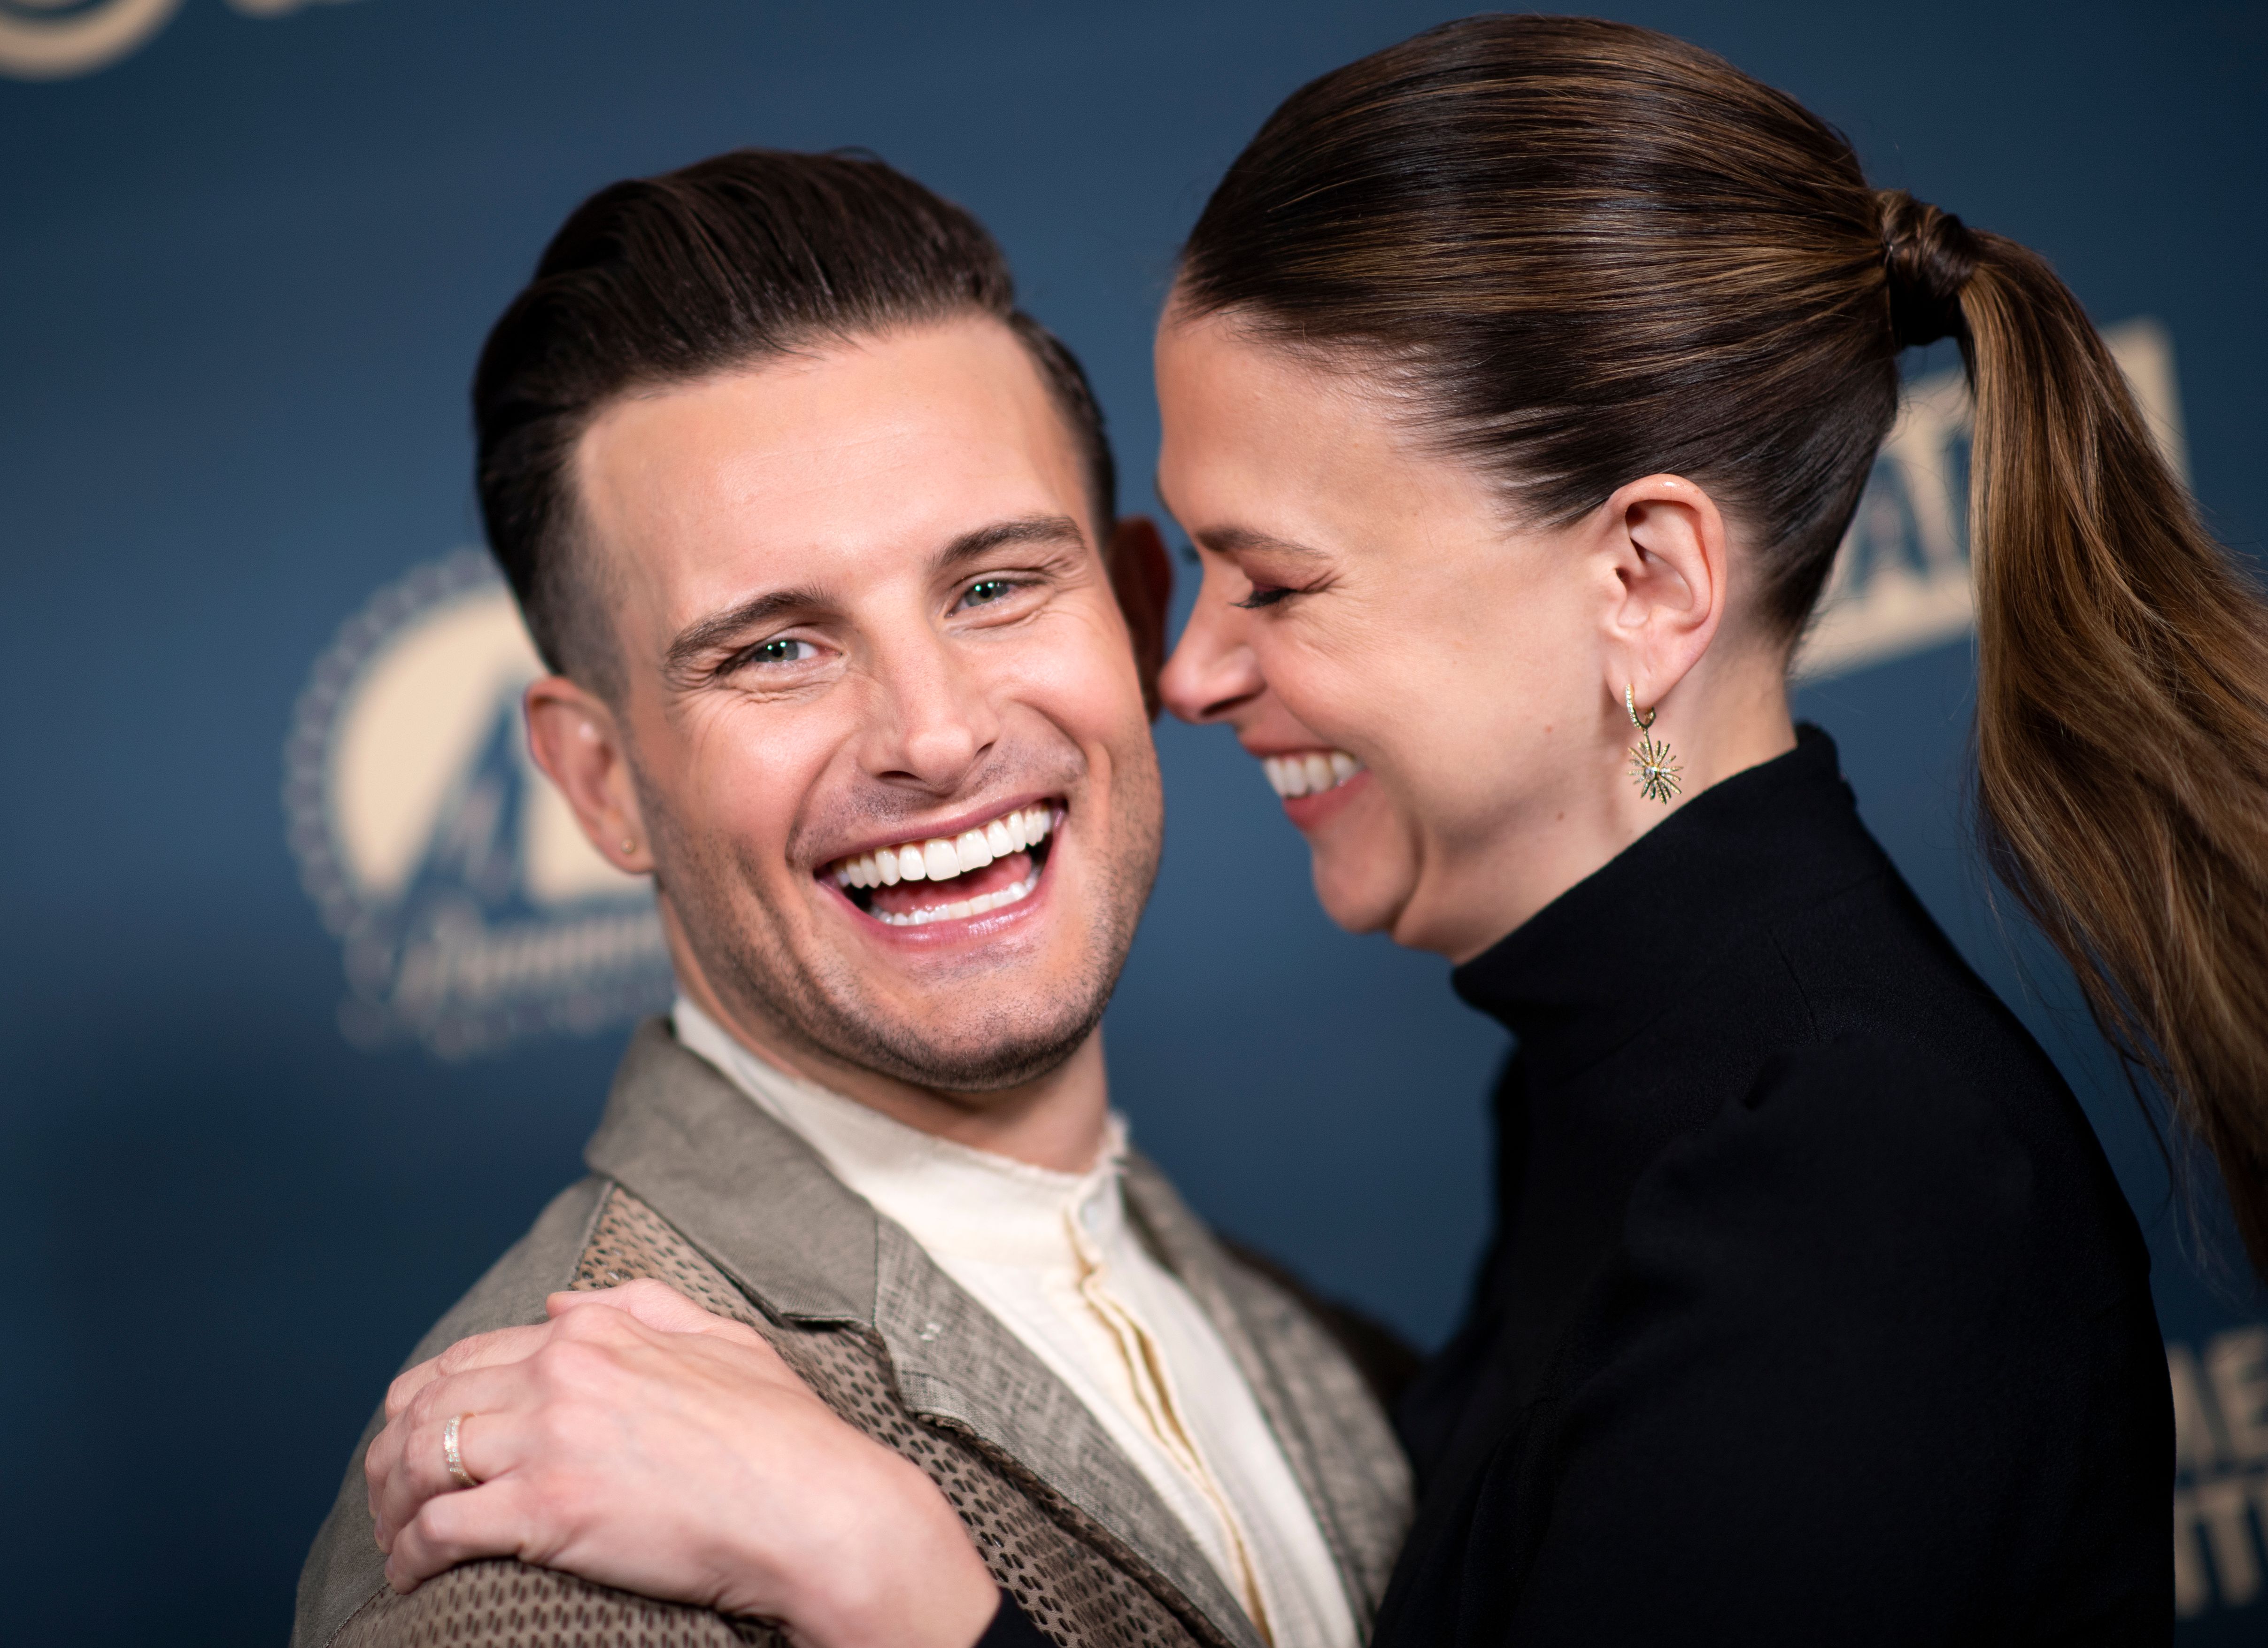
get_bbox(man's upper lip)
[813,793,1060,869]
[1240,741,1344,758]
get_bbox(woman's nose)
[1160,564,1266,725]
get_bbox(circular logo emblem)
[0,0,183,80]
[284,551,670,1058]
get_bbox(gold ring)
[442,1412,479,1491]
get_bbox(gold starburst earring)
[1625,684,1682,804]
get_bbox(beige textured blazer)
[293,1020,1414,1648]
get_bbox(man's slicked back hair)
[474,148,1117,697]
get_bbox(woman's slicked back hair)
[1181,15,2268,1280]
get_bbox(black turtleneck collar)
[1450,725,1889,1085]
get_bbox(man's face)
[567,317,1163,1093]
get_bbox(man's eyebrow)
[659,517,1085,681]
[664,586,832,675]
[934,513,1088,573]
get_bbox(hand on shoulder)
[364,1279,1000,1648]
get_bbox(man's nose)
[1160,563,1266,725]
[864,629,1003,790]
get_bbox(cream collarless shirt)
[671,998,1356,1648]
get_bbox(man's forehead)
[575,317,1089,601]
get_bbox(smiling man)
[290,152,1410,1648]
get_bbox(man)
[292,151,1411,1648]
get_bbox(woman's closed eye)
[1233,581,1300,611]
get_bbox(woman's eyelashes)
[1233,582,1300,610]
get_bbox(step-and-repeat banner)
[4,2,2261,1641]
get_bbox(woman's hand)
[363,1279,1000,1648]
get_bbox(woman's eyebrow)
[1192,525,1327,558]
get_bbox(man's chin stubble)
[684,886,1137,1095]
[773,983,1111,1094]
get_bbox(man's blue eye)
[964,579,1015,607]
[751,638,810,664]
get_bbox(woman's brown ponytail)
[1180,14,2268,1278]
[1912,197,2268,1275]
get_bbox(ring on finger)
[442,1413,479,1491]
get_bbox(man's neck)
[671,968,1112,1175]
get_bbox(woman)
[377,15,2260,1641]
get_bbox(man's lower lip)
[1282,768,1371,828]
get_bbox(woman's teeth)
[1262,750,1363,799]
[825,803,1057,892]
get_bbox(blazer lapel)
[1122,1154,1415,1625]
[583,1021,1263,1648]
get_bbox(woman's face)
[1155,311,1629,961]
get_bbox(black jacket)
[1377,727,2170,1645]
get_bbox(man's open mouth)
[821,802,1061,927]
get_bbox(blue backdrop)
[3,1,2263,1641]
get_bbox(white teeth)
[1262,750,1364,799]
[869,865,1042,926]
[825,803,1062,898]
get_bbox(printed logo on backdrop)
[2172,1324,2268,1618]
[284,551,671,1059]
[0,0,356,80]
[1792,317,2186,681]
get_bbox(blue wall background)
[2,1,2263,1641]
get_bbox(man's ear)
[1107,515,1174,721]
[524,676,651,873]
[1600,474,1728,714]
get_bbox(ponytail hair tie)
[1878,190,1980,349]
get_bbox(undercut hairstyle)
[473,148,1117,699]
[1181,15,2268,1281]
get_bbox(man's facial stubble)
[639,732,1163,1096]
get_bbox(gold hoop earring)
[1625,684,1682,804]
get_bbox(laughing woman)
[363,16,2268,1643]
[1144,18,2223,1639]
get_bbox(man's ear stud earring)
[621,838,638,855]
[1625,684,1682,805]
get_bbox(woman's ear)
[1598,473,1728,712]
[524,678,651,872]
[1108,515,1175,720]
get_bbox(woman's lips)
[1281,766,1371,829]
[1256,748,1369,829]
